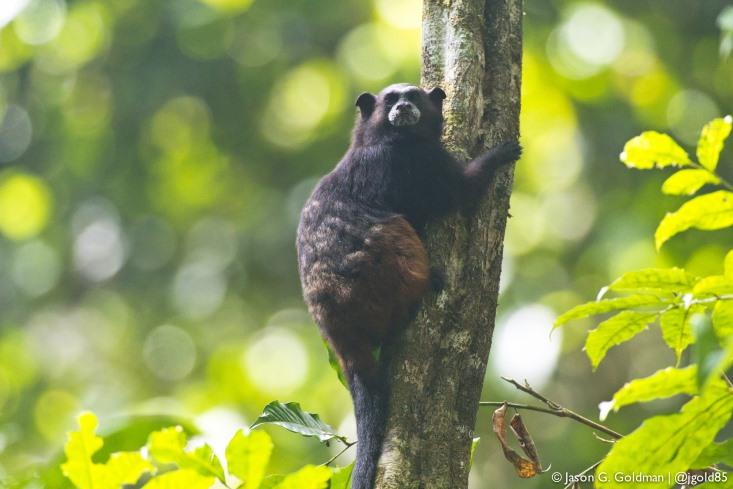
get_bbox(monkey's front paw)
[493,140,522,164]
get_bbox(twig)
[498,377,623,440]
[563,460,603,489]
[321,441,356,466]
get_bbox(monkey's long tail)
[349,367,388,489]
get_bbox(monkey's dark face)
[354,84,446,141]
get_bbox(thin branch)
[321,441,356,466]
[499,377,623,440]
[563,460,603,489]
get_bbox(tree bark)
[374,1,522,488]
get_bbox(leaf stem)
[563,460,603,489]
[321,441,356,466]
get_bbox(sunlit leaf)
[660,306,703,362]
[662,169,720,196]
[697,116,732,171]
[329,463,354,489]
[147,427,224,482]
[251,401,345,444]
[596,380,733,489]
[694,276,733,296]
[620,131,691,169]
[270,465,331,489]
[584,311,658,369]
[225,430,273,489]
[142,469,215,489]
[725,250,733,279]
[603,366,698,416]
[608,268,696,293]
[713,301,733,340]
[554,295,663,327]
[655,191,733,249]
[61,412,153,489]
[692,439,733,468]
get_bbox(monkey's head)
[353,83,446,143]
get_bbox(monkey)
[296,83,521,489]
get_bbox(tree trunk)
[374,1,522,488]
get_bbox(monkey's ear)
[355,92,376,117]
[427,87,446,108]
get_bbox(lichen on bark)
[373,0,523,487]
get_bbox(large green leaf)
[694,276,733,296]
[600,366,698,420]
[655,191,733,249]
[725,250,733,279]
[584,311,658,369]
[697,116,732,171]
[662,169,720,195]
[251,401,346,444]
[225,429,273,489]
[660,306,703,362]
[270,465,331,489]
[61,412,153,489]
[692,439,733,468]
[596,380,733,489]
[142,469,215,489]
[146,427,225,483]
[620,131,691,169]
[608,268,696,293]
[329,464,354,489]
[713,301,733,339]
[554,295,663,327]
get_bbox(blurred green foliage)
[0,0,732,488]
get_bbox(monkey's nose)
[395,102,410,112]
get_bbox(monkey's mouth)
[388,106,421,127]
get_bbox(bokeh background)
[0,0,732,487]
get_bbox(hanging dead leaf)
[491,403,541,478]
[510,413,542,469]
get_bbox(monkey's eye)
[384,93,399,106]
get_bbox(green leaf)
[596,380,733,489]
[696,479,733,489]
[584,311,658,369]
[608,267,696,293]
[61,412,153,489]
[692,439,733,468]
[620,131,691,169]
[660,306,704,363]
[147,427,225,483]
[554,295,663,327]
[251,401,345,444]
[662,169,720,195]
[655,191,733,250]
[326,341,348,389]
[470,437,480,467]
[142,469,215,489]
[726,250,733,279]
[694,276,733,296]
[601,366,698,419]
[225,430,273,489]
[271,465,331,489]
[328,464,353,489]
[260,475,286,489]
[713,301,733,339]
[697,116,733,171]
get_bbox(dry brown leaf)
[491,403,541,478]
